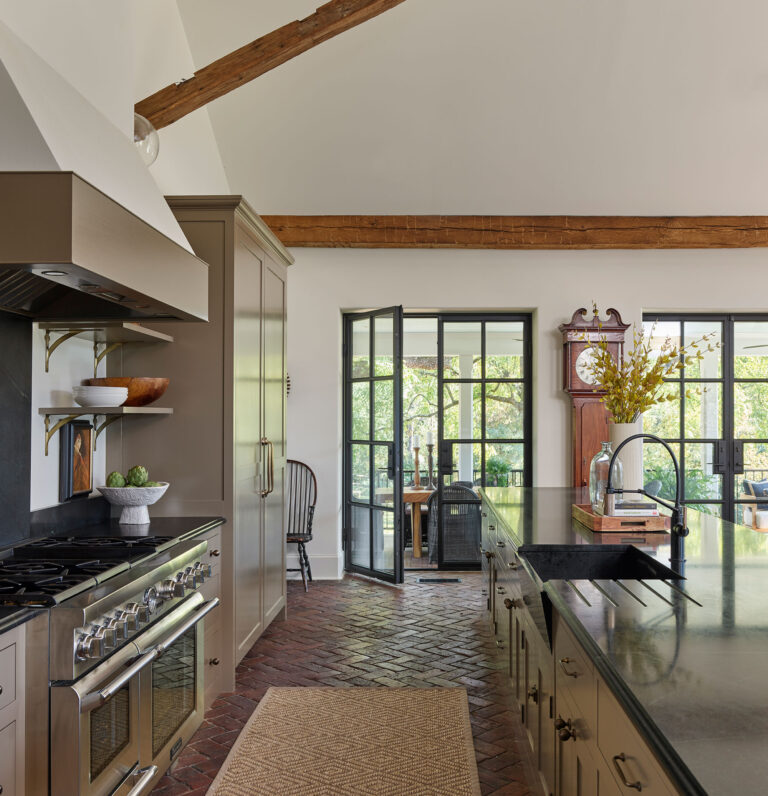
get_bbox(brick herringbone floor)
[152,573,540,796]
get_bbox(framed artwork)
[59,420,93,501]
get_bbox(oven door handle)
[154,596,219,656]
[126,765,158,796]
[80,597,220,713]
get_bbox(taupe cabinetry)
[480,497,679,796]
[0,625,25,796]
[111,196,293,692]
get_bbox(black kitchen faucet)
[606,432,689,573]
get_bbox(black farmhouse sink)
[519,544,683,583]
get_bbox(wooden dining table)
[375,486,435,558]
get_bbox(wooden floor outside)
[152,573,540,796]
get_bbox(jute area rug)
[207,687,482,795]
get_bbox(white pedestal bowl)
[97,482,169,525]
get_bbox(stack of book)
[605,500,659,517]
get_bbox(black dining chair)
[286,459,317,591]
[426,483,482,564]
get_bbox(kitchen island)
[482,486,768,795]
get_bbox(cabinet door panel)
[234,239,263,659]
[0,720,16,796]
[597,681,676,795]
[262,261,287,622]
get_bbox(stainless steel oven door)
[50,641,143,796]
[133,592,219,779]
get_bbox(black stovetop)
[0,534,175,606]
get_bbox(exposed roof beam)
[135,0,409,129]
[260,215,768,249]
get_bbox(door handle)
[712,440,727,475]
[439,441,452,475]
[387,443,395,481]
[261,437,274,497]
[733,440,744,475]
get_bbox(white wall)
[287,246,768,578]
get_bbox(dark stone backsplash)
[0,310,31,545]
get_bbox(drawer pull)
[495,639,504,649]
[495,541,505,548]
[488,524,496,531]
[503,598,513,610]
[527,685,538,704]
[484,551,495,560]
[507,561,518,570]
[496,586,506,594]
[482,512,488,517]
[210,549,221,557]
[209,657,220,666]
[612,753,642,791]
[559,657,579,678]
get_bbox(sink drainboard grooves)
[612,580,648,607]
[589,580,619,607]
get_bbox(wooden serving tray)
[572,504,671,533]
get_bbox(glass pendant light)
[133,113,159,166]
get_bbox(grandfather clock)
[559,307,629,488]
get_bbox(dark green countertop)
[480,486,768,796]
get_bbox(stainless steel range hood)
[0,21,209,322]
[0,172,208,321]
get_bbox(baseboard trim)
[286,552,343,581]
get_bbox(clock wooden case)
[559,307,629,488]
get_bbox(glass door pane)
[344,307,403,583]
[437,316,531,566]
[733,320,768,525]
[642,317,724,518]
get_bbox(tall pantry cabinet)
[109,196,292,692]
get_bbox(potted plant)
[581,307,718,488]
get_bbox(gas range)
[0,534,177,607]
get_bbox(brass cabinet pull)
[559,657,579,678]
[209,657,220,666]
[495,540,505,548]
[496,586,506,594]
[482,511,488,517]
[210,548,221,557]
[503,598,513,609]
[260,437,274,497]
[488,524,496,531]
[508,561,518,569]
[495,639,504,649]
[612,753,642,791]
[484,550,495,559]
[527,684,538,704]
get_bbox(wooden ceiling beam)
[135,0,409,129]
[260,215,768,249]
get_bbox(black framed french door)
[642,313,768,524]
[343,307,404,583]
[436,314,532,568]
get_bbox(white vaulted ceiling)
[176,0,768,215]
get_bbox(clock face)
[575,347,599,386]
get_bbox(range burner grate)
[15,535,175,559]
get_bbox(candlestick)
[413,447,421,487]
[412,434,420,450]
[426,430,434,445]
[427,443,435,489]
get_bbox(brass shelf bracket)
[44,330,81,373]
[93,341,124,378]
[94,414,123,448]
[44,413,82,456]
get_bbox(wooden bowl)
[86,377,169,407]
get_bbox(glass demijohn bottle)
[590,441,623,513]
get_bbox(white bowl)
[97,482,169,524]
[73,386,128,407]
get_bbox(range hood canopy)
[0,172,208,321]
[0,21,208,322]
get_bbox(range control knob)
[91,624,117,649]
[114,609,137,633]
[176,568,199,590]
[76,633,105,661]
[102,617,125,642]
[124,602,151,625]
[158,578,185,599]
[194,561,212,579]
